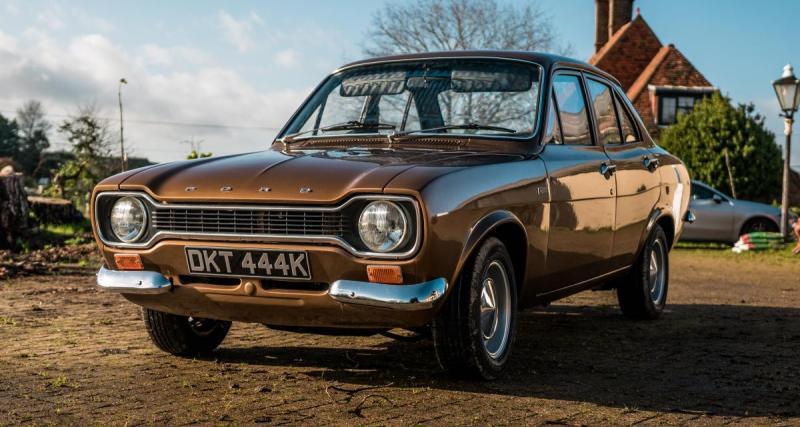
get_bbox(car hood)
[117,146,523,203]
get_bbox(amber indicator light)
[114,254,144,271]
[366,265,403,284]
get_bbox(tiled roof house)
[589,0,715,134]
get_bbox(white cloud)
[37,8,65,31]
[218,10,262,53]
[0,30,310,162]
[275,49,299,67]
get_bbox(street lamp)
[118,78,128,172]
[772,65,800,241]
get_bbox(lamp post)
[118,78,128,172]
[772,64,800,241]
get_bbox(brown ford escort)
[92,51,692,379]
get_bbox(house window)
[659,94,702,125]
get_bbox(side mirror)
[712,194,723,204]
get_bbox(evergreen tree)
[659,92,782,203]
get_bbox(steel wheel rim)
[480,260,511,359]
[648,239,666,304]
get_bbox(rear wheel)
[432,237,517,380]
[741,218,779,235]
[617,224,669,320]
[142,308,231,356]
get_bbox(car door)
[538,72,617,294]
[682,182,735,242]
[585,77,661,269]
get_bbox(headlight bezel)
[109,196,149,243]
[356,200,410,253]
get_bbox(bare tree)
[364,0,571,56]
[16,100,51,177]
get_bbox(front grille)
[151,207,350,237]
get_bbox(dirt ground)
[1,249,799,426]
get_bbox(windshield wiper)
[392,122,517,139]
[280,120,396,143]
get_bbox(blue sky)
[0,0,798,165]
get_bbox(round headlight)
[357,201,408,252]
[109,196,147,243]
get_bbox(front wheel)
[741,218,779,235]
[142,308,231,356]
[432,237,517,380]
[617,224,669,320]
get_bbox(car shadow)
[212,303,800,418]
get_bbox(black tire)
[432,237,517,380]
[741,218,779,235]
[617,224,669,320]
[142,308,231,356]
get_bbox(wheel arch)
[739,215,780,236]
[639,209,676,255]
[451,210,528,295]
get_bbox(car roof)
[337,50,621,87]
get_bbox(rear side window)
[586,79,622,145]
[552,74,592,145]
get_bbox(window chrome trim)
[94,192,422,260]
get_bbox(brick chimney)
[595,0,634,52]
[609,0,634,37]
[594,0,609,52]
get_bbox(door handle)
[599,162,617,177]
[643,156,659,171]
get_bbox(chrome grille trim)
[150,209,350,236]
[94,192,421,260]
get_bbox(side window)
[691,183,715,200]
[586,79,622,145]
[552,74,592,145]
[614,95,640,143]
[544,94,562,144]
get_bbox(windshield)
[282,59,542,140]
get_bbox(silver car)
[681,181,789,243]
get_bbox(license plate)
[185,247,311,280]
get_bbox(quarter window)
[544,94,562,144]
[586,79,621,145]
[614,95,639,143]
[552,74,592,145]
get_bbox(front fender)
[450,210,526,287]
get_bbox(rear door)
[538,72,616,293]
[585,77,661,269]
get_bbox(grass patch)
[674,241,798,263]
[49,376,77,389]
[0,316,16,327]
[21,220,93,251]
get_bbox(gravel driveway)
[1,249,798,426]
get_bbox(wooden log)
[0,173,29,249]
[27,196,84,225]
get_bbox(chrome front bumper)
[329,278,448,310]
[96,267,447,310]
[96,267,173,294]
